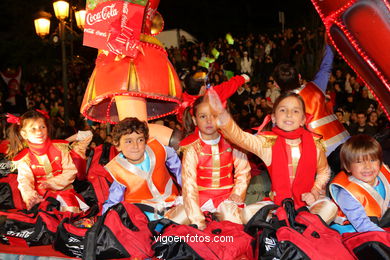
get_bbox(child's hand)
[38,180,55,190]
[207,88,224,115]
[228,194,243,204]
[26,195,43,210]
[198,224,207,231]
[206,88,230,126]
[301,192,316,206]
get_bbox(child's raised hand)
[301,192,316,206]
[206,88,230,126]
[206,88,224,115]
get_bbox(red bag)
[0,208,60,247]
[246,199,354,260]
[153,220,254,260]
[0,173,25,210]
[276,211,354,260]
[86,143,117,211]
[83,202,154,259]
[342,231,390,260]
[0,152,24,210]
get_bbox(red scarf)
[270,126,317,208]
[28,139,52,156]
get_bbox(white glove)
[76,130,93,141]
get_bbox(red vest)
[196,137,234,190]
[180,130,236,206]
[14,140,70,196]
[296,82,349,150]
[330,165,390,222]
[105,138,178,205]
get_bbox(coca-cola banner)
[83,0,147,58]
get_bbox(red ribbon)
[107,22,141,59]
[6,113,20,125]
[36,109,50,119]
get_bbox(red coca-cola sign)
[83,0,146,57]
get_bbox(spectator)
[349,111,377,136]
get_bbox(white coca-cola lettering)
[86,4,119,25]
[7,230,33,238]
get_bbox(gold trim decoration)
[140,34,164,47]
[197,184,234,191]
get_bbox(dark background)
[0,0,321,71]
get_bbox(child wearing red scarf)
[208,90,337,223]
[7,110,91,212]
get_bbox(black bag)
[245,199,354,260]
[342,231,390,260]
[83,202,154,259]
[0,198,61,246]
[53,204,99,258]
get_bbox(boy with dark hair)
[102,117,182,217]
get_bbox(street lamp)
[34,0,85,126]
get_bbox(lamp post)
[34,0,85,126]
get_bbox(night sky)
[1,0,320,70]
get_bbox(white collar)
[199,131,221,145]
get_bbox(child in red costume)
[208,90,338,223]
[179,96,251,230]
[7,110,91,212]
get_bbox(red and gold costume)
[104,138,179,207]
[179,128,251,228]
[218,117,335,221]
[330,165,390,224]
[13,138,90,212]
[294,82,349,155]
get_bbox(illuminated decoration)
[34,18,51,38]
[75,10,86,29]
[226,33,234,45]
[53,0,69,20]
[150,11,164,35]
[310,0,390,119]
[211,48,220,59]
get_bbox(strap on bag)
[82,210,109,260]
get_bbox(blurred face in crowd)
[336,111,344,122]
[362,89,369,99]
[369,112,378,124]
[357,113,367,126]
[336,69,342,78]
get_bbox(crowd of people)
[1,26,388,145]
[0,25,389,258]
